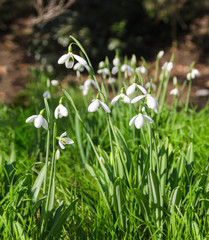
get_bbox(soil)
[0,16,209,107]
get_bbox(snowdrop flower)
[170,88,179,96]
[55,149,60,160]
[58,132,74,149]
[111,66,119,75]
[121,64,134,76]
[97,68,110,79]
[131,92,158,113]
[26,113,48,130]
[54,104,68,119]
[73,62,85,72]
[108,77,116,84]
[99,61,105,68]
[111,93,130,105]
[129,113,153,129]
[51,80,59,86]
[157,50,164,59]
[126,83,147,96]
[162,62,173,72]
[187,69,200,80]
[113,57,120,66]
[195,89,209,97]
[43,90,51,99]
[136,66,147,74]
[80,79,97,96]
[88,99,111,113]
[145,82,156,90]
[58,51,89,70]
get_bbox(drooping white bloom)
[187,69,200,80]
[54,104,68,119]
[111,93,130,105]
[129,113,153,129]
[80,79,97,96]
[195,89,209,97]
[145,82,156,90]
[113,57,120,66]
[51,80,59,86]
[58,52,89,70]
[43,90,51,99]
[126,83,147,96]
[157,50,164,59]
[73,62,85,72]
[88,99,111,113]
[111,66,119,75]
[121,64,134,76]
[131,93,158,113]
[170,88,179,96]
[99,61,105,68]
[26,115,48,130]
[162,62,173,72]
[97,68,110,79]
[58,132,74,149]
[55,149,60,160]
[136,66,147,74]
[108,77,116,84]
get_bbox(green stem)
[185,80,192,111]
[43,130,50,194]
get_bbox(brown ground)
[0,16,209,106]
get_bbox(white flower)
[129,113,153,129]
[97,68,110,79]
[108,77,116,84]
[58,52,89,70]
[162,62,173,72]
[195,89,209,97]
[136,66,147,74]
[55,149,60,160]
[113,57,120,66]
[51,80,59,86]
[131,93,158,113]
[54,104,68,119]
[126,83,147,96]
[43,90,51,99]
[99,61,105,68]
[26,115,48,130]
[80,79,97,96]
[58,132,74,149]
[145,82,156,90]
[157,50,164,59]
[121,64,134,76]
[170,88,179,96]
[111,93,130,105]
[111,66,119,75]
[73,62,85,72]
[88,99,111,113]
[187,69,200,80]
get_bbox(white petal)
[111,66,118,75]
[131,95,146,103]
[129,115,138,126]
[88,99,100,112]
[111,95,120,105]
[113,58,119,66]
[100,101,111,113]
[26,115,38,123]
[143,115,154,123]
[72,54,88,66]
[59,104,68,117]
[137,85,147,95]
[65,57,74,69]
[147,95,158,109]
[122,94,131,103]
[59,140,65,149]
[42,118,48,130]
[126,84,136,95]
[60,132,67,138]
[34,115,43,128]
[64,137,74,145]
[135,114,144,129]
[54,106,59,119]
[58,53,69,64]
[51,80,59,86]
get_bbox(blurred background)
[0,0,209,104]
